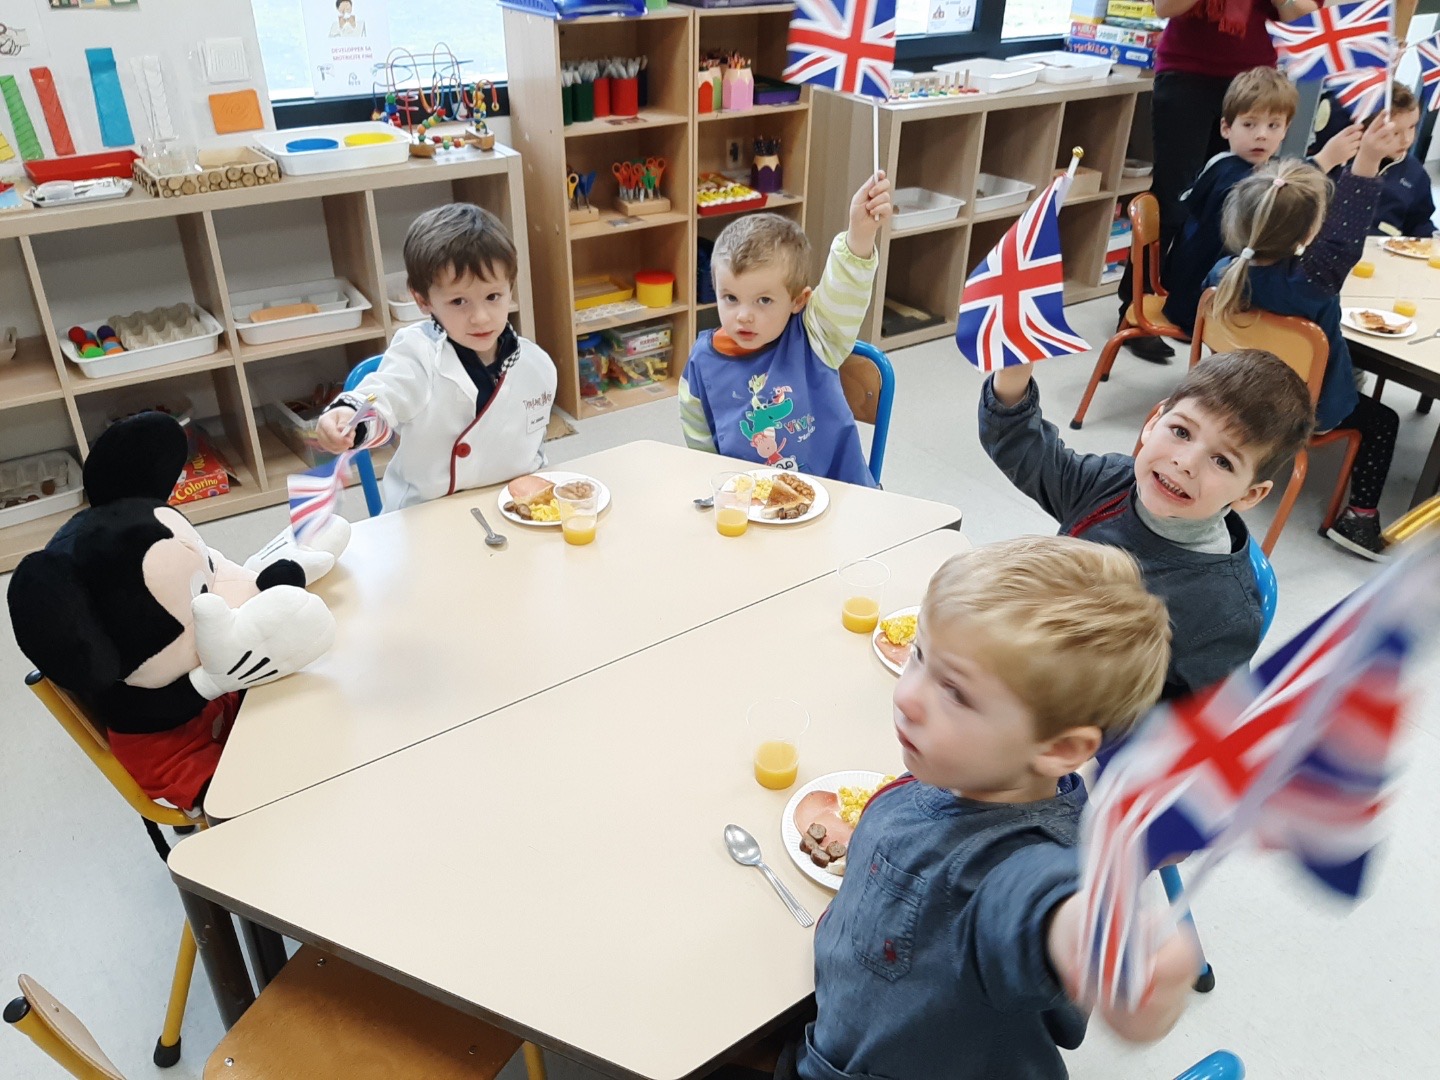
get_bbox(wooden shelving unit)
[504,3,811,420]
[808,78,1151,352]
[0,150,532,572]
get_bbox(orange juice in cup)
[555,480,599,546]
[712,471,753,537]
[1353,260,1376,278]
[1394,299,1418,319]
[747,698,810,790]
[838,558,889,634]
[1428,254,1440,270]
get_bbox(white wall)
[0,0,271,178]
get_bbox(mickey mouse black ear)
[7,550,121,696]
[83,411,189,507]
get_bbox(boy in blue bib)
[679,175,891,487]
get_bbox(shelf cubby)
[896,112,983,219]
[1058,94,1136,194]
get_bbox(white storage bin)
[231,278,373,345]
[60,305,224,380]
[973,174,1036,215]
[253,123,411,177]
[386,270,425,323]
[933,58,1042,94]
[892,188,965,232]
[1011,51,1113,83]
[0,450,83,527]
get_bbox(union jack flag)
[1075,527,1440,1010]
[1416,33,1440,113]
[954,175,1089,372]
[287,406,391,544]
[784,0,896,100]
[1324,63,1392,120]
[1268,0,1393,82]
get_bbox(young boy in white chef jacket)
[316,204,556,511]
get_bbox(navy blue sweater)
[1163,153,1256,336]
[1309,92,1436,237]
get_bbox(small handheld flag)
[288,401,391,544]
[1268,0,1393,82]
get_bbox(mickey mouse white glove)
[188,586,337,699]
[243,516,352,585]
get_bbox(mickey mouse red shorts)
[107,693,242,812]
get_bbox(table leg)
[1413,427,1440,509]
[178,888,255,1028]
[240,919,289,990]
[1419,395,1433,415]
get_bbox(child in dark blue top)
[1205,115,1407,560]
[1308,82,1436,239]
[1162,67,1362,337]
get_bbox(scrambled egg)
[838,776,897,827]
[530,500,560,522]
[751,476,773,503]
[880,614,917,647]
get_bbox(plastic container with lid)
[635,270,676,308]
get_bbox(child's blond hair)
[711,212,811,297]
[921,536,1170,740]
[1213,158,1332,325]
[1223,66,1300,125]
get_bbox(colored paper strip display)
[30,69,77,157]
[0,75,44,161]
[85,47,135,148]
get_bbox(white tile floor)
[3,297,1437,1080]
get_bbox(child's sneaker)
[1325,509,1388,561]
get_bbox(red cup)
[612,76,639,117]
[594,76,612,118]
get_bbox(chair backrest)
[839,341,896,484]
[1127,192,1167,307]
[1191,288,1328,406]
[23,671,192,829]
[344,355,386,517]
[5,974,126,1080]
[1248,536,1278,642]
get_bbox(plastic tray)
[231,277,372,345]
[934,58,1042,94]
[386,271,424,322]
[892,187,965,232]
[253,123,411,176]
[974,173,1035,214]
[25,151,140,184]
[60,305,224,380]
[1011,50,1113,83]
[0,450,83,528]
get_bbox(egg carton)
[107,304,211,350]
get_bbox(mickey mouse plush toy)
[7,411,346,814]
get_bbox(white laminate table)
[204,441,962,820]
[171,529,970,1079]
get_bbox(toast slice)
[763,475,813,520]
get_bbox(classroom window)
[251,0,507,101]
[1001,0,1072,40]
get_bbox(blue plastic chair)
[1174,1051,1244,1080]
[1157,537,1277,993]
[841,341,896,484]
[343,355,385,517]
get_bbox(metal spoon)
[723,824,814,927]
[470,508,507,548]
[694,495,714,510]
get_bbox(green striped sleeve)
[678,375,718,453]
[803,232,880,370]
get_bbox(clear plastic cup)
[837,558,889,634]
[747,698,810,790]
[712,471,753,537]
[555,480,599,545]
[1394,299,1417,319]
[1352,260,1376,278]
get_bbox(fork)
[1408,327,1440,346]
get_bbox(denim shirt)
[796,775,1090,1080]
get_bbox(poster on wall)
[303,0,390,98]
[927,0,975,35]
[1,0,49,59]
[48,1,139,9]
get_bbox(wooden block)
[209,89,264,135]
[567,206,600,225]
[616,196,673,217]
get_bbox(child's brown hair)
[1361,82,1418,124]
[711,212,811,297]
[1163,349,1315,479]
[1213,158,1332,326]
[404,203,519,297]
[922,536,1170,740]
[1223,67,1300,125]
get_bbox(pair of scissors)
[644,156,667,194]
[576,170,596,208]
[612,161,643,201]
[567,173,579,209]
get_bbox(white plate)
[745,469,830,525]
[496,471,611,527]
[1342,307,1417,339]
[1381,237,1433,259]
[781,770,886,892]
[871,606,919,677]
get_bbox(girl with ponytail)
[1204,117,1407,559]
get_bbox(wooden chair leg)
[1071,330,1135,430]
[1262,449,1309,556]
[523,1042,548,1080]
[155,921,198,1067]
[1320,432,1364,532]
